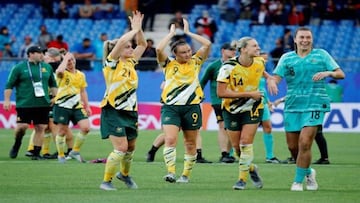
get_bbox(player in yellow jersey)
[26,48,74,159]
[217,37,271,190]
[99,10,147,191]
[53,52,91,163]
[156,18,211,183]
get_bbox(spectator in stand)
[94,32,108,60]
[218,0,240,23]
[72,38,96,70]
[18,36,35,58]
[194,10,218,42]
[270,37,284,67]
[0,26,16,52]
[48,35,69,51]
[302,1,321,25]
[142,38,156,58]
[78,0,95,19]
[239,5,252,20]
[38,25,54,50]
[139,0,158,32]
[267,0,279,14]
[341,0,359,23]
[282,28,294,52]
[168,11,189,44]
[271,1,287,25]
[56,0,69,19]
[191,25,210,51]
[321,0,339,20]
[94,0,114,20]
[171,21,188,44]
[2,43,16,58]
[40,0,54,18]
[168,10,184,29]
[251,3,271,25]
[288,6,305,25]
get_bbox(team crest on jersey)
[310,58,318,63]
[42,67,47,72]
[288,67,295,76]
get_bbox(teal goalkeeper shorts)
[284,111,325,132]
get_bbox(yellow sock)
[163,147,176,174]
[41,133,51,155]
[55,135,66,157]
[182,153,196,177]
[238,144,254,182]
[73,132,87,152]
[27,131,35,151]
[120,151,134,176]
[103,150,124,182]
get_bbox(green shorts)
[284,111,325,132]
[53,105,88,125]
[262,103,271,121]
[222,109,263,131]
[100,104,138,140]
[161,104,202,130]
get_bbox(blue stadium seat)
[194,4,208,10]
[339,20,354,27]
[44,18,59,31]
[236,19,251,28]
[78,18,93,27]
[210,43,221,58]
[322,20,337,26]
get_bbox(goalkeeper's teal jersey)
[259,77,269,104]
[273,49,339,113]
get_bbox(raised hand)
[129,10,143,32]
[169,24,176,36]
[183,18,189,34]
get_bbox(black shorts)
[212,104,224,123]
[16,107,51,125]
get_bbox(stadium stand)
[0,2,359,102]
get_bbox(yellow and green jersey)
[160,52,204,105]
[55,69,87,109]
[217,56,265,114]
[100,56,138,111]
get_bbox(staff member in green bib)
[4,45,57,160]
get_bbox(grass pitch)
[0,129,359,203]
